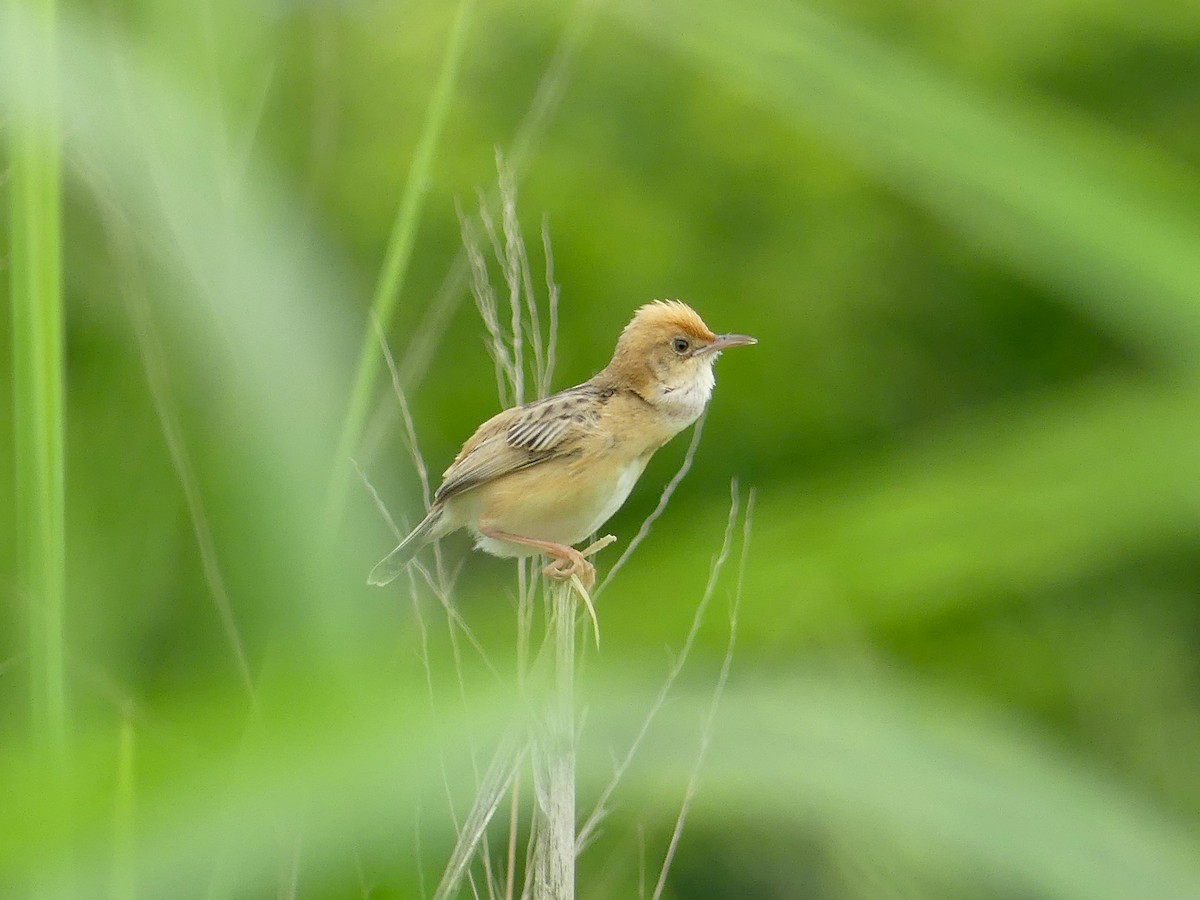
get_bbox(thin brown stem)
[594,408,708,598]
[651,487,752,899]
[577,481,742,851]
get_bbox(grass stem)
[324,0,475,527]
[534,580,576,899]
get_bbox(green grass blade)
[324,0,476,526]
[7,0,67,760]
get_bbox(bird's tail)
[367,506,447,586]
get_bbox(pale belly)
[457,454,651,558]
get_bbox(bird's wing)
[433,386,606,503]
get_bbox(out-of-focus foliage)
[2,0,1199,897]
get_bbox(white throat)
[653,363,715,426]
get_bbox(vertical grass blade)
[7,0,67,760]
[324,0,475,526]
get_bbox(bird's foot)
[541,534,616,589]
[543,549,594,589]
[544,535,615,648]
[476,526,616,647]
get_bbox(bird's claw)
[543,551,595,589]
[541,534,615,589]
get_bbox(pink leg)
[478,527,595,588]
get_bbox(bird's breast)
[581,455,647,537]
[466,450,651,555]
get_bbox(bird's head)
[606,300,756,416]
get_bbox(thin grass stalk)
[357,462,499,677]
[577,480,741,851]
[325,0,475,526]
[496,156,528,403]
[448,611,502,900]
[461,205,513,407]
[432,732,527,900]
[508,174,544,396]
[651,487,752,898]
[474,194,524,401]
[92,180,256,704]
[594,409,707,598]
[505,775,520,900]
[533,581,576,899]
[539,218,559,400]
[387,0,596,403]
[8,0,67,762]
[376,322,450,585]
[405,568,469,862]
[500,192,524,406]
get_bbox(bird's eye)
[671,337,690,354]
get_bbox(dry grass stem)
[517,561,539,684]
[475,193,519,402]
[532,580,577,899]
[355,459,403,540]
[357,457,499,680]
[567,575,600,652]
[540,217,560,399]
[393,255,471,396]
[494,162,526,404]
[376,318,434,508]
[401,563,469,893]
[651,487,753,899]
[460,204,514,408]
[505,776,521,900]
[365,0,595,407]
[568,534,616,649]
[377,323,449,583]
[94,176,256,703]
[433,732,528,900]
[325,0,474,525]
[577,480,743,852]
[468,153,561,410]
[595,408,708,597]
[405,546,509,900]
[500,153,543,401]
[414,562,500,683]
[360,475,501,696]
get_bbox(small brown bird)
[368,301,755,588]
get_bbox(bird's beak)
[699,333,757,356]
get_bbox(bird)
[368,300,756,588]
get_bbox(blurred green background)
[3,0,1200,897]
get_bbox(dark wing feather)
[433,386,603,503]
